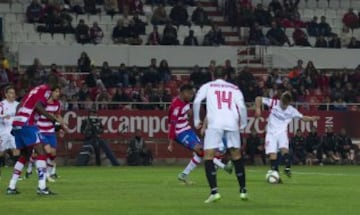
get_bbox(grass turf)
[0,166,359,215]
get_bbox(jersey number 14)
[215,91,232,110]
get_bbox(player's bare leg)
[229,148,248,200]
[44,144,56,182]
[33,144,55,195]
[204,149,221,203]
[280,148,292,178]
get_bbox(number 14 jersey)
[193,79,248,131]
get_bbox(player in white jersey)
[255,92,319,180]
[0,86,20,178]
[193,67,248,203]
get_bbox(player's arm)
[301,116,320,122]
[35,102,58,123]
[235,90,248,130]
[167,106,178,152]
[193,84,207,129]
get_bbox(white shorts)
[0,133,16,152]
[204,128,241,150]
[265,132,289,154]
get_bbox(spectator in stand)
[129,0,144,14]
[147,25,161,45]
[112,19,129,44]
[96,88,111,110]
[254,3,271,26]
[248,22,267,45]
[268,0,283,18]
[292,26,311,46]
[203,25,225,46]
[245,129,265,165]
[266,21,292,46]
[158,60,171,82]
[26,58,43,80]
[63,80,78,99]
[318,16,332,37]
[190,65,211,88]
[104,0,118,16]
[169,1,190,26]
[333,98,347,111]
[162,88,172,102]
[26,0,43,23]
[84,0,99,14]
[291,129,306,165]
[151,4,169,25]
[315,36,328,48]
[0,64,9,87]
[75,19,90,44]
[127,20,143,45]
[307,16,319,37]
[161,22,179,45]
[331,81,344,101]
[77,52,91,73]
[89,22,104,44]
[348,37,360,48]
[343,83,357,102]
[237,1,255,27]
[322,127,341,163]
[328,34,341,48]
[112,88,131,109]
[343,8,359,30]
[100,61,114,88]
[70,0,85,14]
[192,1,210,26]
[183,30,199,46]
[224,59,235,80]
[337,128,356,164]
[132,13,146,35]
[305,126,323,165]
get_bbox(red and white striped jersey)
[168,97,192,140]
[13,84,51,127]
[0,99,19,133]
[36,100,61,134]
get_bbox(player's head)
[4,85,16,102]
[280,92,292,109]
[180,84,194,102]
[47,74,61,91]
[214,66,226,79]
[51,86,61,100]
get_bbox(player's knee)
[204,149,216,160]
[229,148,241,160]
[269,153,277,160]
[280,148,289,155]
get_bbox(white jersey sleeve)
[193,83,208,127]
[234,90,247,129]
[290,106,304,119]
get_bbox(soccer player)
[193,67,248,203]
[37,86,65,182]
[0,86,20,178]
[254,92,319,180]
[167,84,232,185]
[7,76,65,195]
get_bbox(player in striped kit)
[167,84,232,185]
[27,87,64,182]
[0,86,19,178]
[7,76,65,195]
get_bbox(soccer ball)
[265,170,280,184]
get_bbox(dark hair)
[47,75,60,90]
[214,66,226,79]
[4,85,15,94]
[281,92,292,105]
[180,84,193,92]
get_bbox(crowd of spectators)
[26,0,225,46]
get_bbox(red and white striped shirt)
[36,100,61,134]
[13,84,51,127]
[168,97,192,140]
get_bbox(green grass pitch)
[0,166,359,215]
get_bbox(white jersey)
[0,99,19,134]
[262,97,303,135]
[193,79,248,131]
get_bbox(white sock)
[9,160,25,189]
[51,163,56,175]
[213,157,225,169]
[36,159,47,189]
[47,158,54,177]
[182,153,202,175]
